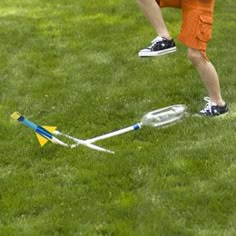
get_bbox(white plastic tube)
[86,123,142,143]
[53,131,114,154]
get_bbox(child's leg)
[137,0,171,39]
[188,48,224,106]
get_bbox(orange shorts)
[159,0,215,56]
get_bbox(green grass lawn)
[0,0,236,235]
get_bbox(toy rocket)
[11,112,67,147]
[10,111,114,153]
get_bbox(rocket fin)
[42,126,57,133]
[36,133,49,147]
[36,126,57,147]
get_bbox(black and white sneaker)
[197,97,229,117]
[138,36,176,57]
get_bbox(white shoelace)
[147,36,164,49]
[201,97,217,114]
[151,36,164,44]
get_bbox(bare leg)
[188,48,225,106]
[137,0,171,39]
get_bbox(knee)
[188,48,205,66]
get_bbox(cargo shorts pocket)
[197,15,213,42]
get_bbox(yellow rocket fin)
[36,126,57,147]
[42,126,57,133]
[36,133,49,147]
[11,112,22,120]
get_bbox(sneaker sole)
[138,47,177,57]
[192,111,229,118]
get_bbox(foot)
[197,97,229,117]
[138,36,176,57]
